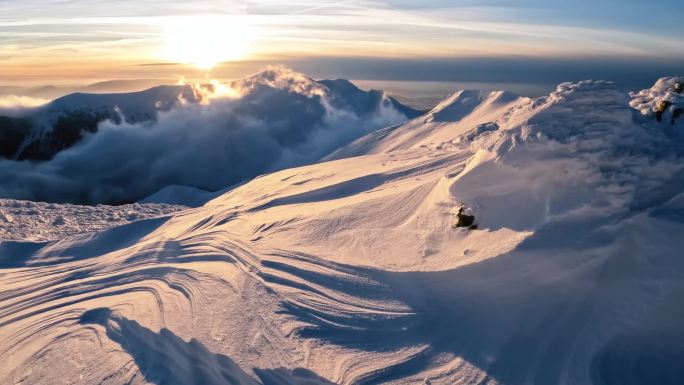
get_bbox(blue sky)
[1,0,682,84]
[390,0,681,31]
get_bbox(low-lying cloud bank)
[0,95,49,116]
[0,68,415,204]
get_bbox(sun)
[162,15,253,70]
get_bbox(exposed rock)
[655,100,672,123]
[18,109,110,161]
[455,206,476,228]
[0,116,31,159]
[631,77,684,127]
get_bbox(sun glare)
[162,15,253,70]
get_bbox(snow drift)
[0,68,418,205]
[1,77,684,385]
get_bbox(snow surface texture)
[138,185,222,207]
[1,77,684,385]
[0,67,418,205]
[0,199,186,242]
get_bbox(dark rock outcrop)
[18,109,110,161]
[0,116,31,159]
[455,206,476,228]
[1,85,198,162]
[655,100,672,123]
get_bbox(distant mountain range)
[0,72,420,162]
[0,69,422,204]
[0,79,174,100]
[0,85,201,160]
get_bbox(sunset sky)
[2,0,683,85]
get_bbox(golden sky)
[2,0,683,84]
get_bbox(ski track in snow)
[1,77,684,385]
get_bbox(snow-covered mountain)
[1,77,683,385]
[0,68,420,204]
[326,89,526,159]
[1,70,419,162]
[2,85,200,160]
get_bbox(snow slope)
[326,90,526,159]
[1,78,684,385]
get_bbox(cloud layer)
[0,69,411,204]
[0,95,49,116]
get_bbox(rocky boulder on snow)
[630,76,684,127]
[454,206,476,229]
[3,76,684,385]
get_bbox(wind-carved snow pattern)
[1,77,684,385]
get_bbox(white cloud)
[0,68,410,204]
[0,95,49,115]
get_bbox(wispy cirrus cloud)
[1,0,683,83]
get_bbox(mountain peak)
[426,89,522,123]
[232,67,325,97]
